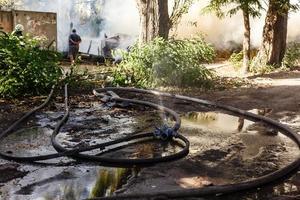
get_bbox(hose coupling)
[154,125,178,140]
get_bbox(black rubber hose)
[50,86,189,166]
[0,85,189,166]
[95,138,186,157]
[88,87,300,200]
[0,30,8,37]
[1,85,299,199]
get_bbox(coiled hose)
[0,85,189,166]
[0,86,299,199]
[86,87,300,200]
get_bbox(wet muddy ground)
[0,87,299,200]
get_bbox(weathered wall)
[0,11,13,32]
[0,10,57,49]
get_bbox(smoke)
[287,11,300,42]
[176,0,300,49]
[16,0,300,52]
[175,1,265,49]
[16,0,73,51]
[101,0,139,36]
[16,0,139,54]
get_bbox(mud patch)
[121,110,300,196]
[0,127,56,157]
[0,164,28,184]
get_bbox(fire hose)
[0,85,189,166]
[88,87,300,200]
[0,86,299,199]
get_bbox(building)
[0,10,57,49]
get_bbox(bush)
[283,42,300,69]
[0,33,62,98]
[64,64,89,88]
[229,51,243,69]
[111,36,216,88]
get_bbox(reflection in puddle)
[89,168,130,198]
[182,111,253,133]
[11,167,132,200]
[181,109,299,160]
[181,110,299,177]
[182,109,273,134]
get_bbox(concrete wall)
[0,10,57,49]
[0,11,13,32]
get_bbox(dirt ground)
[117,67,300,200]
[0,65,299,200]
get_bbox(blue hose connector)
[154,125,178,140]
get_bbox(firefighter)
[12,24,24,37]
[68,29,82,64]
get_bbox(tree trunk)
[136,0,170,44]
[242,9,251,74]
[268,12,288,65]
[158,0,170,39]
[254,0,288,67]
[137,0,159,45]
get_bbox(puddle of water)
[89,168,131,198]
[99,139,183,159]
[0,100,184,200]
[182,111,250,134]
[181,109,269,134]
[0,127,57,157]
[180,110,300,180]
[1,166,132,200]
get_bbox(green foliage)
[170,0,194,30]
[0,33,62,98]
[203,0,262,18]
[282,42,300,69]
[229,51,243,69]
[273,0,299,14]
[0,0,17,10]
[111,36,216,88]
[250,62,275,74]
[64,64,88,88]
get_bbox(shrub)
[229,51,243,69]
[64,64,89,88]
[0,33,62,98]
[111,36,216,88]
[283,42,300,69]
[250,63,275,74]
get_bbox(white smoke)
[175,1,265,48]
[16,0,300,52]
[16,0,139,54]
[101,0,139,37]
[176,0,300,49]
[287,10,300,42]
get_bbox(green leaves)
[283,42,300,69]
[0,0,17,10]
[111,36,216,88]
[170,0,194,28]
[0,33,62,98]
[203,0,263,18]
[229,51,243,69]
